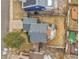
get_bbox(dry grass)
[13,0,27,20]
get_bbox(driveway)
[1,0,9,59]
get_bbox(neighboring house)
[29,24,48,43]
[20,0,67,16]
[21,0,58,11]
[23,17,37,32]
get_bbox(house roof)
[29,24,48,33]
[30,33,47,43]
[23,17,37,24]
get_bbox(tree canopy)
[4,32,26,48]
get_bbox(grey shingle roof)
[29,24,48,33]
[23,17,37,32]
[23,17,37,24]
[30,33,47,43]
[29,24,48,43]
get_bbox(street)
[1,0,9,59]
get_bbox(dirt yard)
[13,0,27,20]
[31,16,66,48]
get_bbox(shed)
[23,17,37,32]
[29,24,48,43]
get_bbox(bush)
[4,32,26,48]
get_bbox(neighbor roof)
[23,17,37,24]
[29,24,48,33]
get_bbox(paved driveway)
[1,0,9,59]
